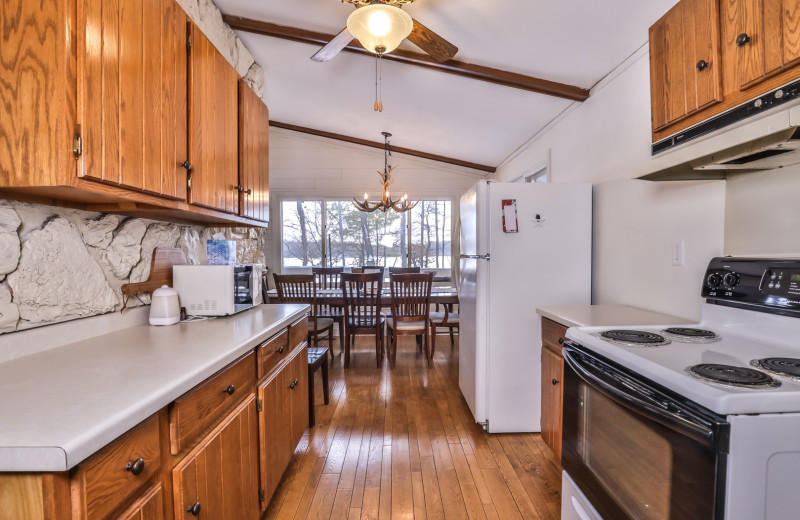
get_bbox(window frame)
[278,196,454,274]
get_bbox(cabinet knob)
[696,59,709,71]
[288,378,299,390]
[187,502,201,516]
[277,346,285,354]
[179,161,192,171]
[223,384,236,396]
[558,337,564,344]
[236,185,252,195]
[736,33,751,46]
[552,378,559,385]
[125,458,145,476]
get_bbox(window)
[280,199,452,271]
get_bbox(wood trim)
[222,16,590,102]
[270,121,496,173]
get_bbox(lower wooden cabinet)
[172,395,260,520]
[540,317,568,462]
[117,483,164,520]
[257,344,309,508]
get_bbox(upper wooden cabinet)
[188,24,239,214]
[238,80,270,223]
[721,0,800,91]
[649,0,722,131]
[651,0,800,140]
[78,0,188,199]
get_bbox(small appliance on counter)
[149,285,180,325]
[173,264,262,317]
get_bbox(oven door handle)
[563,347,717,448]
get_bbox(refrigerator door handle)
[459,254,491,260]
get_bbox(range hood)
[640,79,800,181]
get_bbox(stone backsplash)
[0,199,267,335]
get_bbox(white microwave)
[173,264,262,316]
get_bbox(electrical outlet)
[672,240,685,266]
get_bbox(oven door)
[562,343,729,520]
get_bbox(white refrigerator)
[459,181,592,433]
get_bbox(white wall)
[493,46,726,320]
[266,129,488,273]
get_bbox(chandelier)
[353,132,418,213]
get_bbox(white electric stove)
[560,257,800,520]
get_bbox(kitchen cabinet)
[70,414,162,519]
[540,317,568,462]
[649,0,722,131]
[721,0,800,91]
[117,483,164,520]
[256,317,309,509]
[78,0,188,199]
[238,80,270,223]
[0,0,267,227]
[650,0,800,141]
[172,395,260,520]
[188,24,239,214]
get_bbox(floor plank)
[263,334,561,519]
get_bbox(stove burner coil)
[599,330,671,346]
[751,358,800,380]
[687,363,781,389]
[661,327,720,343]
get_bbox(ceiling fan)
[311,0,458,63]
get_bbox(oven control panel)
[702,257,800,316]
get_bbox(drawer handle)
[288,378,299,390]
[224,384,236,396]
[696,59,708,71]
[558,338,564,344]
[552,378,560,386]
[125,458,145,476]
[277,346,285,354]
[736,33,751,46]
[187,502,201,516]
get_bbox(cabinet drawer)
[73,414,161,520]
[542,317,569,353]
[169,352,256,455]
[258,329,289,380]
[288,316,308,353]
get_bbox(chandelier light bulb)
[364,192,369,201]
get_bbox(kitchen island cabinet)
[0,304,310,519]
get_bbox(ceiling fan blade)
[310,27,355,62]
[407,19,458,62]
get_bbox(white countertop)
[536,304,690,328]
[0,304,308,472]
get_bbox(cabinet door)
[650,0,721,131]
[79,0,187,199]
[541,345,564,462]
[173,395,259,520]
[257,370,291,509]
[238,80,270,222]
[723,0,800,90]
[117,483,164,520]
[287,345,309,450]
[188,24,239,214]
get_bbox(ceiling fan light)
[347,4,412,54]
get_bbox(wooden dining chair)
[312,267,345,360]
[430,305,459,359]
[341,272,385,369]
[272,273,334,351]
[387,272,433,365]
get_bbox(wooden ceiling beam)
[270,121,497,173]
[223,16,590,102]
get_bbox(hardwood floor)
[264,334,562,520]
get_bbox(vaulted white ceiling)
[212,0,679,170]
